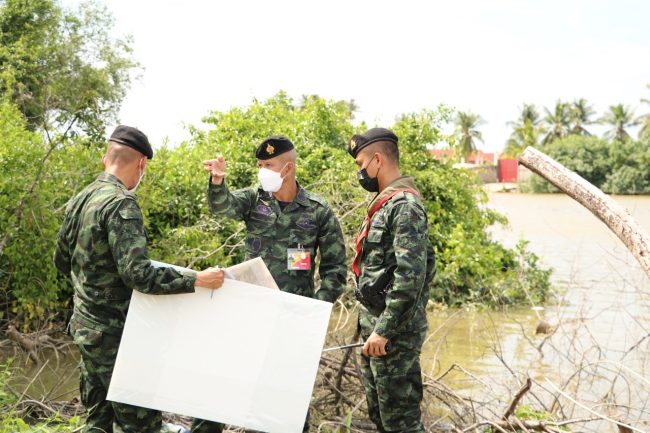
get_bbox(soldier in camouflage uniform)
[348,128,435,433]
[195,136,347,433]
[54,126,225,433]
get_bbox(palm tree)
[569,98,595,136]
[504,104,542,156]
[600,104,640,142]
[507,104,541,129]
[455,111,484,161]
[639,85,650,141]
[504,123,542,156]
[640,115,650,141]
[542,101,571,145]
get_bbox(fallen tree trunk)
[518,146,650,280]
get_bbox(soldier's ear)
[374,153,382,168]
[284,161,294,176]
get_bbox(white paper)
[107,265,332,433]
[224,257,279,290]
[150,257,278,290]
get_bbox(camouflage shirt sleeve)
[207,179,256,221]
[314,206,347,303]
[373,201,429,339]
[105,198,196,294]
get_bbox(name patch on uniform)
[287,248,311,271]
[296,217,316,230]
[256,204,273,215]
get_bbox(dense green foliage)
[0,93,552,328]
[0,0,137,140]
[0,0,136,326]
[521,134,650,194]
[0,101,101,324]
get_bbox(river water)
[414,193,650,430]
[6,192,650,430]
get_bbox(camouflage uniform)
[207,181,346,301]
[54,172,196,433]
[192,180,347,433]
[355,176,435,433]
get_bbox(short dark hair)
[373,140,400,165]
[105,141,142,165]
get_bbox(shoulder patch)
[117,200,142,220]
[389,191,418,204]
[306,191,328,207]
[387,192,424,212]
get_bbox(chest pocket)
[363,225,387,266]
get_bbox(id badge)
[288,247,311,270]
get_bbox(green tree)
[504,104,542,156]
[0,0,138,139]
[542,101,571,145]
[0,101,101,325]
[454,111,484,160]
[0,0,137,260]
[523,134,650,195]
[639,84,650,141]
[600,104,640,142]
[569,98,595,136]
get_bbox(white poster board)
[107,263,332,433]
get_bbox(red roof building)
[429,149,496,165]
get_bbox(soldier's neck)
[105,166,136,189]
[273,179,298,203]
[378,169,402,193]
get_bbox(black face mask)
[357,158,379,192]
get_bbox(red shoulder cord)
[352,188,419,277]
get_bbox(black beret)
[255,135,295,160]
[109,125,153,159]
[348,127,398,158]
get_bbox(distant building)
[429,149,519,183]
[429,149,497,165]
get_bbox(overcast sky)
[82,0,650,152]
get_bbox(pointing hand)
[203,154,227,184]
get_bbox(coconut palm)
[504,104,542,156]
[507,104,541,129]
[639,85,650,141]
[504,122,542,156]
[569,98,595,136]
[542,101,571,145]
[600,104,640,142]
[455,111,484,161]
[640,115,650,141]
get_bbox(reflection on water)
[5,347,80,401]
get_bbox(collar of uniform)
[294,183,310,207]
[367,176,418,212]
[97,172,127,189]
[257,182,311,207]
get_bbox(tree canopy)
[0,0,138,141]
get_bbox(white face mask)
[128,160,145,193]
[257,164,287,192]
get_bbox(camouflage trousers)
[358,320,426,432]
[191,409,310,433]
[71,318,163,433]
